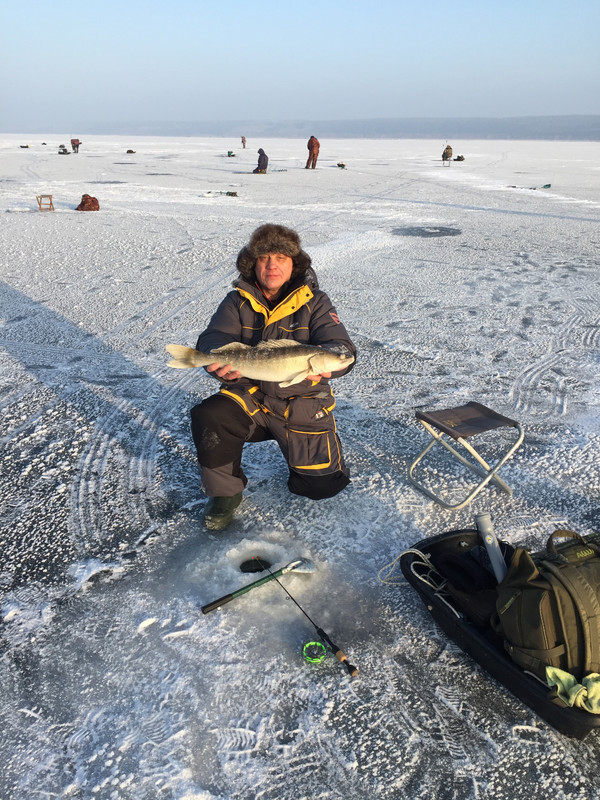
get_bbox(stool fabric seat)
[409,401,524,510]
[416,402,519,440]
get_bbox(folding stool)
[36,194,54,211]
[408,401,524,510]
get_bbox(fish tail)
[165,344,207,369]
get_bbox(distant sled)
[507,183,552,190]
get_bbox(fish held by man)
[165,340,355,387]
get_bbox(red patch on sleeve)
[329,311,340,325]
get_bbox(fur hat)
[236,223,312,280]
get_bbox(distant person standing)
[71,138,81,153]
[241,136,247,149]
[305,136,320,169]
[253,148,268,174]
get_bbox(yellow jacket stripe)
[220,385,262,416]
[237,286,314,329]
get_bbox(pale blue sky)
[2,0,599,131]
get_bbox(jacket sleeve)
[308,291,356,377]
[195,293,244,353]
[195,293,256,387]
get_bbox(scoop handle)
[201,593,234,614]
[475,512,507,583]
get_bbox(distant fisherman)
[253,148,268,174]
[188,223,357,530]
[305,135,320,169]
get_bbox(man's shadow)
[0,281,202,588]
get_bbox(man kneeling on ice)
[189,223,357,530]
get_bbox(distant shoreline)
[3,115,600,141]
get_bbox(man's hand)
[306,371,332,382]
[206,362,242,381]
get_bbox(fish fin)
[279,370,310,388]
[165,344,201,369]
[255,339,302,349]
[210,342,251,352]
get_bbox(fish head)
[310,348,355,374]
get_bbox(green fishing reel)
[302,641,327,664]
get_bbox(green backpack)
[495,530,600,681]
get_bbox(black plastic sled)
[400,528,600,740]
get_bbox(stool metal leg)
[408,421,524,510]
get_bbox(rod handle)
[316,628,358,677]
[334,649,359,677]
[201,593,234,614]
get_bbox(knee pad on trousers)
[287,469,350,500]
[190,394,254,468]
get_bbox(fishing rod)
[201,558,316,614]
[254,557,358,678]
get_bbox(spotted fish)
[165,340,354,387]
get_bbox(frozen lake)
[1,134,599,798]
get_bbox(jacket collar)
[236,277,314,328]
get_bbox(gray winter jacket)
[196,273,356,419]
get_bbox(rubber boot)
[203,493,243,531]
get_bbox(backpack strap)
[542,560,600,675]
[503,641,566,674]
[547,529,600,557]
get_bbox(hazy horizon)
[5,115,600,142]
[2,0,599,133]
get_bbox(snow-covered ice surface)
[1,134,600,799]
